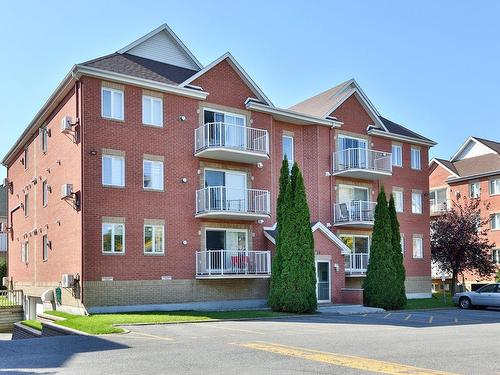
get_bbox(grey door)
[316,261,330,302]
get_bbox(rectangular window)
[42,180,48,207]
[400,234,405,256]
[0,233,7,252]
[21,241,28,264]
[40,127,48,153]
[102,154,125,187]
[102,223,125,253]
[411,147,421,170]
[413,236,423,258]
[143,160,164,190]
[282,135,294,170]
[491,213,500,230]
[412,191,422,214]
[490,178,500,196]
[391,144,402,167]
[42,235,49,261]
[142,95,163,127]
[24,193,29,217]
[24,148,28,170]
[392,189,404,213]
[101,87,124,120]
[493,249,500,264]
[469,182,480,198]
[144,225,164,254]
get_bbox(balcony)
[194,122,269,164]
[333,201,376,228]
[195,186,271,220]
[196,250,271,279]
[345,253,369,276]
[332,148,392,179]
[430,199,450,216]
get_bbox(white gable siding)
[127,30,199,70]
[455,140,495,160]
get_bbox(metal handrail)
[333,148,392,173]
[196,250,271,276]
[333,200,376,224]
[196,186,270,215]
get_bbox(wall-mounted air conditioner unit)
[61,117,73,133]
[61,184,73,199]
[61,274,74,288]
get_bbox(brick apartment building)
[2,25,435,316]
[0,185,7,263]
[430,136,500,291]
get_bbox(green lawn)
[44,310,290,335]
[0,296,14,307]
[21,320,42,331]
[404,293,455,310]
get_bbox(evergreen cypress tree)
[388,195,407,309]
[363,186,395,309]
[269,161,317,313]
[268,158,291,310]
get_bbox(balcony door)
[337,185,370,221]
[204,109,246,149]
[205,169,247,211]
[205,229,247,273]
[338,135,368,169]
[340,235,370,273]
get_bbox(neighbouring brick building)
[430,136,500,292]
[2,24,435,316]
[0,185,7,263]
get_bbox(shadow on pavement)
[0,335,128,372]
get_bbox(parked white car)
[452,283,500,309]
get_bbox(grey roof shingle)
[378,116,434,143]
[82,53,199,85]
[435,158,459,175]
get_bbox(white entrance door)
[316,261,331,303]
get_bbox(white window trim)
[469,182,481,198]
[412,235,423,259]
[42,235,49,261]
[142,95,163,127]
[391,143,403,167]
[400,234,405,256]
[143,159,164,191]
[101,87,124,120]
[392,188,404,213]
[412,190,422,214]
[21,241,29,264]
[203,168,248,187]
[410,147,421,170]
[493,249,500,264]
[282,134,295,165]
[338,234,371,254]
[203,108,247,126]
[204,227,249,250]
[490,213,500,231]
[102,154,125,187]
[42,180,48,207]
[102,223,125,254]
[489,178,500,196]
[144,224,165,254]
[40,127,48,154]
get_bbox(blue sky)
[1,1,499,180]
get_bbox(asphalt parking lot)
[1,308,499,374]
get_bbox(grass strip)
[21,320,42,331]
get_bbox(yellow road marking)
[236,341,457,375]
[129,331,174,341]
[404,314,412,321]
[201,323,265,335]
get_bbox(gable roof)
[430,158,459,176]
[289,79,436,146]
[475,137,500,154]
[82,53,199,85]
[450,136,500,162]
[117,24,203,70]
[180,52,273,106]
[263,222,351,255]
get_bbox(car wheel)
[459,297,472,309]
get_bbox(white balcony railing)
[430,199,450,214]
[345,253,369,274]
[333,148,392,175]
[196,186,270,215]
[196,250,271,277]
[195,122,269,155]
[334,201,376,225]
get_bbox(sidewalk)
[318,304,384,315]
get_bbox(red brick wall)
[7,89,82,284]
